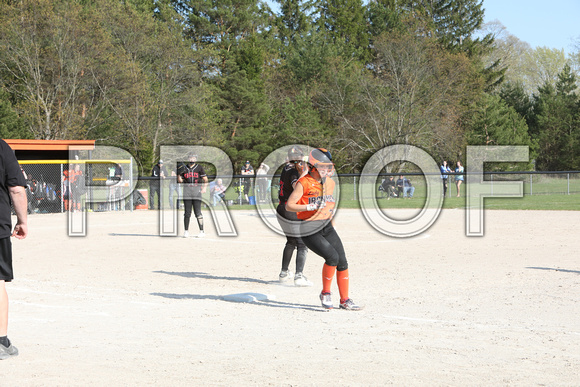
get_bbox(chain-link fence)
[16,161,580,214]
[20,160,134,214]
[338,171,580,202]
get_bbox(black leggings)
[277,204,307,273]
[183,198,203,231]
[301,222,348,271]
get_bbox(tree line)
[0,0,579,173]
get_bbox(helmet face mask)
[308,148,334,178]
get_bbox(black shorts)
[0,237,13,282]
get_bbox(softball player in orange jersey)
[286,148,361,310]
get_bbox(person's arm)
[201,176,209,194]
[286,181,320,213]
[9,186,28,239]
[285,182,305,212]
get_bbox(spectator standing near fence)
[169,170,181,210]
[63,164,83,211]
[149,160,166,210]
[240,161,254,204]
[256,163,270,203]
[70,164,84,211]
[0,139,28,360]
[62,166,72,211]
[106,163,123,211]
[455,161,464,197]
[440,160,452,197]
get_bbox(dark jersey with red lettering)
[177,163,206,196]
[278,163,300,204]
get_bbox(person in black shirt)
[0,139,28,360]
[240,161,254,204]
[177,154,208,238]
[149,160,166,210]
[276,146,311,286]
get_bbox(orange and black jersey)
[296,173,336,221]
[63,168,82,184]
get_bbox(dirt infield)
[1,207,579,385]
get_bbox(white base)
[221,292,276,303]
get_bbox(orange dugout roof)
[4,139,95,151]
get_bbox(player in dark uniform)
[276,146,311,286]
[177,154,208,238]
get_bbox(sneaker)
[279,270,292,283]
[339,298,362,311]
[197,231,205,238]
[183,230,189,238]
[0,343,18,360]
[320,291,333,309]
[294,273,313,287]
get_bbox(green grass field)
[139,175,580,211]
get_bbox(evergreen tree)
[466,93,536,170]
[366,0,402,38]
[499,82,533,125]
[275,0,312,46]
[389,1,502,90]
[317,0,370,61]
[401,0,490,54]
[173,0,269,73]
[531,64,579,170]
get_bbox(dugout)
[5,139,96,213]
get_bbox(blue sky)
[482,0,580,53]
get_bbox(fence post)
[530,174,533,196]
[130,159,134,211]
[568,173,570,195]
[60,163,64,213]
[353,175,357,201]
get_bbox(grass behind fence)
[135,175,580,211]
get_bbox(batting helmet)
[287,146,304,162]
[308,148,333,169]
